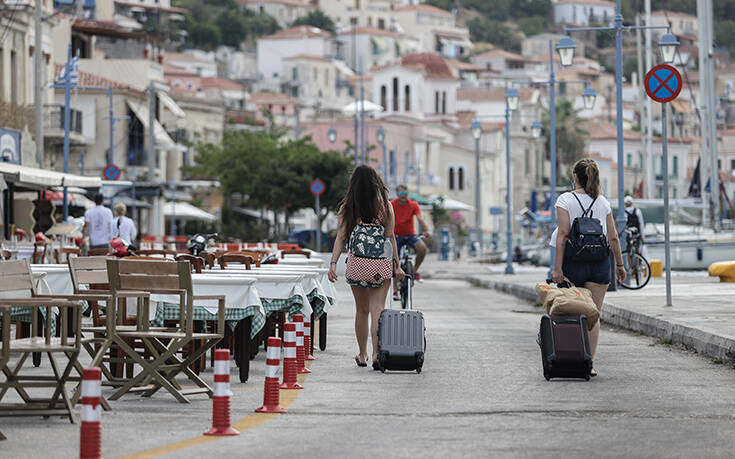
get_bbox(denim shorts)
[396,235,422,252]
[562,256,611,287]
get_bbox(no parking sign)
[644,64,682,103]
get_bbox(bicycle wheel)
[401,260,414,309]
[618,253,651,290]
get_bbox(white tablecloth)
[30,264,75,294]
[151,275,263,318]
[278,257,326,268]
[203,269,312,317]
[254,265,337,310]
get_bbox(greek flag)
[55,56,79,86]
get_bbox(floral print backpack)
[345,220,392,287]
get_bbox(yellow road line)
[115,371,309,459]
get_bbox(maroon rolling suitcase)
[538,314,593,381]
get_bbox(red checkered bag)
[346,253,392,285]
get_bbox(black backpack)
[565,193,610,262]
[626,209,640,231]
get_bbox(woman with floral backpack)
[328,166,405,369]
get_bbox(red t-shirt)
[391,198,421,236]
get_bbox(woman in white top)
[551,159,626,376]
[111,203,137,245]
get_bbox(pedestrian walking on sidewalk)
[550,159,626,377]
[328,166,405,369]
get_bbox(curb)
[463,275,735,364]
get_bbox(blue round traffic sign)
[310,179,325,196]
[103,163,121,181]
[644,64,682,104]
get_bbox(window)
[448,167,455,190]
[259,5,264,13]
[355,0,359,8]
[324,69,329,86]
[730,159,735,171]
[434,91,440,113]
[441,91,447,114]
[367,17,372,26]
[404,85,410,111]
[313,68,318,82]
[350,17,358,25]
[626,153,632,167]
[718,159,722,170]
[392,77,399,111]
[380,85,387,111]
[127,109,145,166]
[378,18,385,29]
[10,50,17,105]
[292,66,299,81]
[673,156,678,175]
[525,149,530,175]
[458,167,465,190]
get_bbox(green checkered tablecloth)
[150,303,266,339]
[261,295,304,319]
[10,302,90,336]
[307,289,328,319]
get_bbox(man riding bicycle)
[391,185,430,300]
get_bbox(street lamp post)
[471,120,482,244]
[376,126,387,184]
[505,84,520,275]
[560,5,675,243]
[169,178,177,237]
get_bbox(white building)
[372,53,458,118]
[319,0,395,31]
[281,55,354,110]
[256,26,336,83]
[337,26,419,73]
[650,10,698,38]
[392,4,472,59]
[237,0,316,28]
[553,0,615,26]
[163,52,218,78]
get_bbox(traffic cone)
[279,322,303,389]
[79,367,102,459]
[293,314,311,374]
[304,317,315,361]
[255,337,286,414]
[204,349,240,436]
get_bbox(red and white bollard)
[304,316,315,361]
[204,349,240,436]
[255,337,287,414]
[293,314,311,374]
[279,322,303,389]
[79,367,102,459]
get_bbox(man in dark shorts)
[390,185,429,298]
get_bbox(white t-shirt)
[84,205,114,246]
[550,191,611,246]
[111,216,137,244]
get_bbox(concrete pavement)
[423,257,735,364]
[3,267,735,457]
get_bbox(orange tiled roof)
[53,63,139,92]
[400,53,455,80]
[261,26,333,40]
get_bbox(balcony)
[44,105,84,144]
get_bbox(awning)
[126,99,182,151]
[158,91,186,118]
[0,162,101,188]
[163,201,216,222]
[429,194,474,211]
[342,100,384,114]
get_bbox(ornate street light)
[506,88,520,111]
[531,120,543,139]
[376,126,385,144]
[327,127,337,143]
[659,33,680,65]
[556,36,576,67]
[471,120,482,139]
[582,85,597,110]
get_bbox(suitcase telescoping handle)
[404,273,412,311]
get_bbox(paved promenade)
[424,258,735,364]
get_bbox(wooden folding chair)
[232,250,263,267]
[88,248,109,256]
[55,247,81,264]
[0,260,83,423]
[174,254,204,273]
[106,259,225,403]
[32,242,47,264]
[281,249,311,259]
[218,253,253,270]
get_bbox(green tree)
[242,12,281,40]
[424,0,453,11]
[216,12,246,47]
[467,18,521,52]
[291,9,336,34]
[518,16,547,37]
[187,21,222,49]
[716,21,735,56]
[542,98,589,185]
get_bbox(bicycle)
[618,226,651,290]
[395,236,426,309]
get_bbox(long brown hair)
[338,165,389,240]
[573,158,601,199]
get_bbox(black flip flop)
[590,369,598,377]
[372,361,380,371]
[355,356,367,367]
